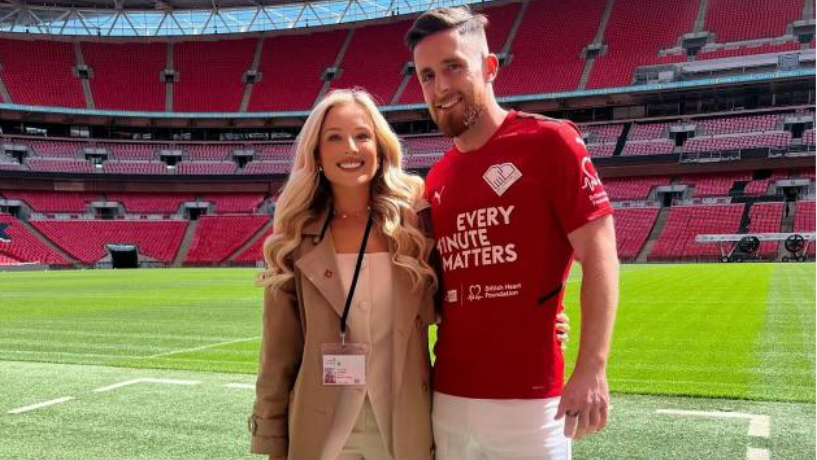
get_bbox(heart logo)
[483,162,522,197]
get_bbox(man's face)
[413,29,490,139]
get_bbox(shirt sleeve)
[544,120,614,235]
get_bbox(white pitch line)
[656,409,770,439]
[746,447,771,460]
[147,336,261,359]
[224,383,255,390]
[93,378,200,393]
[7,396,74,414]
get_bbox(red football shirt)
[425,111,613,399]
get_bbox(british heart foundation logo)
[483,163,522,197]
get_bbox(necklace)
[334,206,371,219]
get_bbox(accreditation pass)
[321,343,368,386]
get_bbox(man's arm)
[555,214,619,440]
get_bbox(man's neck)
[452,101,509,153]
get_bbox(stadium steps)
[578,0,617,90]
[226,217,274,265]
[74,42,95,110]
[16,218,82,268]
[0,70,11,102]
[172,218,200,267]
[316,29,355,105]
[612,123,632,156]
[500,0,530,56]
[693,0,712,33]
[636,206,671,262]
[240,38,265,112]
[166,43,174,112]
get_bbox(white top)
[320,251,395,459]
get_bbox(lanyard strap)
[340,215,374,343]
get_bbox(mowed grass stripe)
[748,263,816,402]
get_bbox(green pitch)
[0,263,814,459]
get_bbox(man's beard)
[432,91,486,139]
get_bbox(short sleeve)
[544,121,614,235]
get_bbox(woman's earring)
[318,166,323,173]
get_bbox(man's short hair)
[405,6,489,52]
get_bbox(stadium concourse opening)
[106,244,138,269]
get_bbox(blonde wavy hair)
[258,89,437,294]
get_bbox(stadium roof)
[0,0,487,36]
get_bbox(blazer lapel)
[295,213,346,318]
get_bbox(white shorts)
[433,392,572,460]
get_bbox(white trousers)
[433,392,572,460]
[334,398,394,460]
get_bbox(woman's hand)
[556,312,570,351]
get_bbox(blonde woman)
[249,88,438,460]
[247,88,569,460]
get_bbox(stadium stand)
[0,215,70,265]
[106,193,194,214]
[621,140,676,156]
[31,220,188,264]
[0,39,86,108]
[185,215,268,265]
[794,200,816,256]
[2,191,98,213]
[175,162,236,175]
[173,38,256,112]
[249,30,346,112]
[233,228,273,264]
[204,193,266,213]
[695,114,782,135]
[103,161,168,175]
[331,20,413,104]
[613,207,660,260]
[496,0,607,96]
[681,173,753,197]
[586,0,697,89]
[704,0,803,42]
[82,42,167,112]
[602,177,671,201]
[684,132,792,153]
[649,204,745,260]
[747,202,785,257]
[27,159,96,174]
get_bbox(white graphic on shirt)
[483,163,522,197]
[433,186,445,205]
[468,284,483,302]
[446,289,458,303]
[437,206,518,273]
[580,157,609,206]
[580,157,602,192]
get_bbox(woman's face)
[317,102,380,191]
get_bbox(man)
[406,7,619,459]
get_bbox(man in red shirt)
[406,7,619,459]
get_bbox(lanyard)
[339,214,374,344]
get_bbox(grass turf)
[1,263,814,459]
[2,264,812,402]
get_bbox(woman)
[250,88,438,460]
[248,88,570,460]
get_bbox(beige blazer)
[249,203,436,460]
